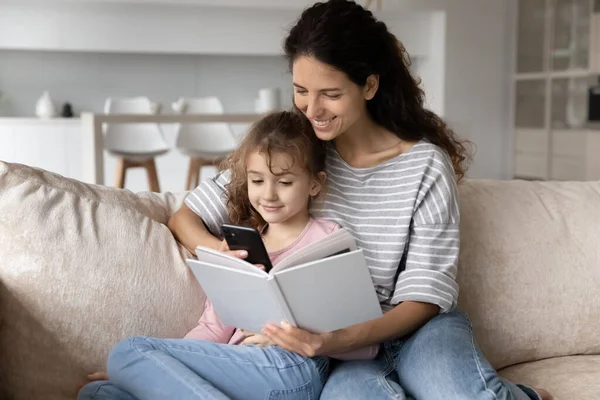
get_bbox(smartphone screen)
[221,224,273,273]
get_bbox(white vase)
[171,98,187,114]
[255,88,281,113]
[35,91,56,119]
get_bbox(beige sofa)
[0,160,599,400]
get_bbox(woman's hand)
[262,321,327,357]
[218,240,265,271]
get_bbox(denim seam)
[157,341,264,365]
[89,382,105,400]
[130,337,221,400]
[374,344,403,399]
[269,346,319,371]
[160,340,311,370]
[308,356,329,386]
[389,340,404,361]
[517,384,543,400]
[466,318,500,400]
[267,380,314,400]
[376,373,406,400]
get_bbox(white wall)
[390,0,513,179]
[444,3,513,179]
[0,2,298,55]
[415,11,446,116]
[0,2,431,57]
[0,51,292,117]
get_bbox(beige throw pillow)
[0,161,205,400]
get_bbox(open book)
[187,228,383,334]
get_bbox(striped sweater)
[185,140,460,313]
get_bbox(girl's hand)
[533,388,553,400]
[217,239,230,253]
[87,371,108,381]
[262,321,326,357]
[77,371,108,392]
[217,239,250,261]
[218,240,265,271]
[240,330,276,347]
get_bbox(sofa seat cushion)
[499,355,600,400]
[0,161,205,400]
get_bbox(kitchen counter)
[0,117,81,125]
[0,113,260,192]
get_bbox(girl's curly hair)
[220,110,326,229]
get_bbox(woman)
[258,2,552,399]
[83,1,551,399]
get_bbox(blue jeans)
[77,338,329,400]
[79,310,541,400]
[320,310,542,400]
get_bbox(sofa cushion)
[499,355,600,400]
[0,161,205,400]
[457,179,600,370]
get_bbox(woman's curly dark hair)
[220,110,326,229]
[284,0,471,180]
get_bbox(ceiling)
[5,0,407,11]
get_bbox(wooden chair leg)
[186,157,203,191]
[114,157,127,189]
[144,158,161,192]
[185,158,196,191]
[192,159,202,190]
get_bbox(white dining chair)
[104,97,169,192]
[172,96,239,190]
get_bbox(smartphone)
[221,224,273,273]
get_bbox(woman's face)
[292,56,375,141]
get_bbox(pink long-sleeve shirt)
[184,217,380,360]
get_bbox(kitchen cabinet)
[513,0,600,180]
[0,119,81,179]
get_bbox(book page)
[273,249,382,333]
[187,259,285,333]
[195,246,267,276]
[270,228,358,274]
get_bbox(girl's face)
[292,55,378,141]
[246,150,324,226]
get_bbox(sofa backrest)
[2,160,599,400]
[457,179,600,369]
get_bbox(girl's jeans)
[78,338,328,400]
[78,310,541,400]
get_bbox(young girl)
[79,110,376,400]
[183,110,377,357]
